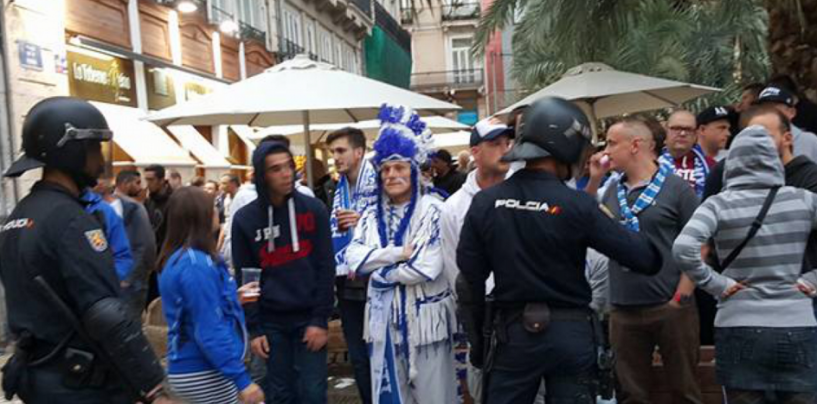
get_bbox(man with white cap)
[441,117,514,403]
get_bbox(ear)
[784,131,794,147]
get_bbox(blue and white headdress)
[373,104,435,168]
[372,104,435,248]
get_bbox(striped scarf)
[658,144,709,198]
[617,163,671,232]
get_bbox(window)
[304,19,317,58]
[210,0,237,23]
[450,37,478,84]
[236,0,266,29]
[345,44,357,74]
[335,38,344,69]
[282,5,303,50]
[318,26,333,63]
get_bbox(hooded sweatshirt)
[231,142,335,334]
[81,190,134,281]
[673,126,817,328]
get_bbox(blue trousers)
[262,321,328,404]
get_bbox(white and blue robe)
[331,158,379,277]
[346,194,458,404]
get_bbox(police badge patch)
[84,229,108,252]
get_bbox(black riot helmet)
[5,97,113,187]
[502,97,592,165]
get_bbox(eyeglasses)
[668,126,696,134]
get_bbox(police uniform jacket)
[456,170,662,309]
[0,181,120,349]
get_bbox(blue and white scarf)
[331,159,378,277]
[616,163,671,232]
[658,144,709,198]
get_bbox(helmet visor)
[57,123,113,148]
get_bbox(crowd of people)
[1,75,817,404]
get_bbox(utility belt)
[483,302,615,400]
[2,331,113,399]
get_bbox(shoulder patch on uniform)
[598,204,615,219]
[84,229,108,252]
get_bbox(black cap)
[697,106,732,126]
[755,86,796,107]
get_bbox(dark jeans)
[17,365,130,404]
[338,296,372,404]
[715,327,817,394]
[487,320,597,404]
[263,321,328,404]
[610,302,703,404]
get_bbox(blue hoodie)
[231,141,335,335]
[159,248,252,391]
[81,190,134,281]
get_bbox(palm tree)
[475,0,770,108]
[764,0,817,102]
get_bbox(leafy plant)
[475,0,771,111]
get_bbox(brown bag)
[522,303,551,333]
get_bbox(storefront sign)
[184,81,213,101]
[147,66,177,110]
[18,41,43,71]
[67,49,137,107]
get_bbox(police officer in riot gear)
[0,97,172,403]
[456,97,663,404]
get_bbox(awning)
[230,125,257,152]
[91,102,196,167]
[167,125,232,169]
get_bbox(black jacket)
[0,181,120,346]
[457,169,662,310]
[144,182,173,249]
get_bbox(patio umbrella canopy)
[252,116,469,145]
[146,55,460,186]
[497,63,720,133]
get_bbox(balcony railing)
[411,69,483,90]
[442,2,480,21]
[240,21,266,43]
[278,37,305,62]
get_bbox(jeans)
[17,365,130,404]
[487,320,597,404]
[610,302,703,404]
[338,297,372,404]
[715,327,817,394]
[263,321,328,404]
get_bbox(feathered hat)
[372,104,435,168]
[371,104,435,247]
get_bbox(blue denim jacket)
[159,248,251,390]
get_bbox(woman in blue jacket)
[157,186,264,404]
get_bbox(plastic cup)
[241,268,262,303]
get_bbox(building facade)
[0,0,381,216]
[401,0,484,124]
[399,0,524,123]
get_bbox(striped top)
[168,369,239,404]
[673,126,817,328]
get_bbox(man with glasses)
[659,110,715,199]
